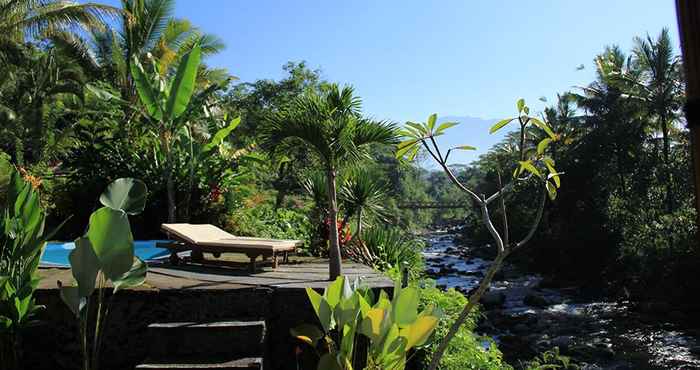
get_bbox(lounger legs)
[169,252,180,266]
[249,255,257,273]
[192,249,204,262]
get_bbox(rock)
[512,323,530,334]
[668,310,687,322]
[524,292,550,308]
[637,301,672,314]
[481,291,506,308]
[552,335,574,350]
[690,346,700,356]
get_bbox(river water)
[423,232,700,369]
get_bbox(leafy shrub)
[351,226,425,278]
[522,347,579,370]
[416,282,511,370]
[224,203,313,253]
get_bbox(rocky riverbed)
[423,232,700,369]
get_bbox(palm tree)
[263,84,398,279]
[0,46,86,166]
[631,29,683,167]
[340,169,388,240]
[631,29,683,210]
[50,0,226,103]
[0,0,117,44]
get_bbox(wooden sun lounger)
[160,223,302,272]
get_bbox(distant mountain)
[417,116,508,169]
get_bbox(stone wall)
[24,287,320,370]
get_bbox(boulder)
[481,291,506,308]
[524,292,550,308]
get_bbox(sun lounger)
[160,223,302,271]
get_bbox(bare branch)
[497,171,509,249]
[512,180,548,252]
[480,194,505,253]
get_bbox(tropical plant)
[0,156,63,370]
[417,283,509,370]
[0,45,87,166]
[0,0,117,46]
[58,178,149,370]
[129,43,204,222]
[397,104,560,370]
[345,227,424,279]
[263,84,399,279]
[339,169,389,240]
[291,275,442,370]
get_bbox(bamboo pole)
[676,0,700,236]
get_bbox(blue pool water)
[41,240,171,266]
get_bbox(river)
[423,232,700,369]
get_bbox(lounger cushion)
[161,223,302,252]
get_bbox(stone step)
[147,321,266,360]
[136,357,263,370]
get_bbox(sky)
[96,0,680,165]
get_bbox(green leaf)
[99,178,148,215]
[537,138,553,155]
[544,159,561,188]
[426,113,437,131]
[453,145,476,151]
[290,323,325,347]
[529,118,556,139]
[130,56,162,120]
[112,257,147,292]
[407,146,419,161]
[87,207,134,281]
[546,180,558,200]
[489,118,514,134]
[392,287,419,327]
[165,45,202,120]
[202,117,241,154]
[324,277,344,309]
[516,98,525,113]
[405,122,427,137]
[69,237,99,298]
[435,121,459,135]
[306,288,333,332]
[400,315,439,350]
[58,284,83,318]
[317,353,343,370]
[518,161,542,178]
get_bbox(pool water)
[41,240,172,266]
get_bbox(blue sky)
[96,0,680,164]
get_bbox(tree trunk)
[326,168,342,280]
[163,131,177,223]
[661,116,674,211]
[355,208,363,240]
[166,167,176,223]
[427,252,506,370]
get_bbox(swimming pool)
[41,240,172,267]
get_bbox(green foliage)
[522,347,579,370]
[416,283,510,370]
[224,203,313,253]
[58,178,149,370]
[0,156,59,369]
[353,227,425,278]
[292,276,442,370]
